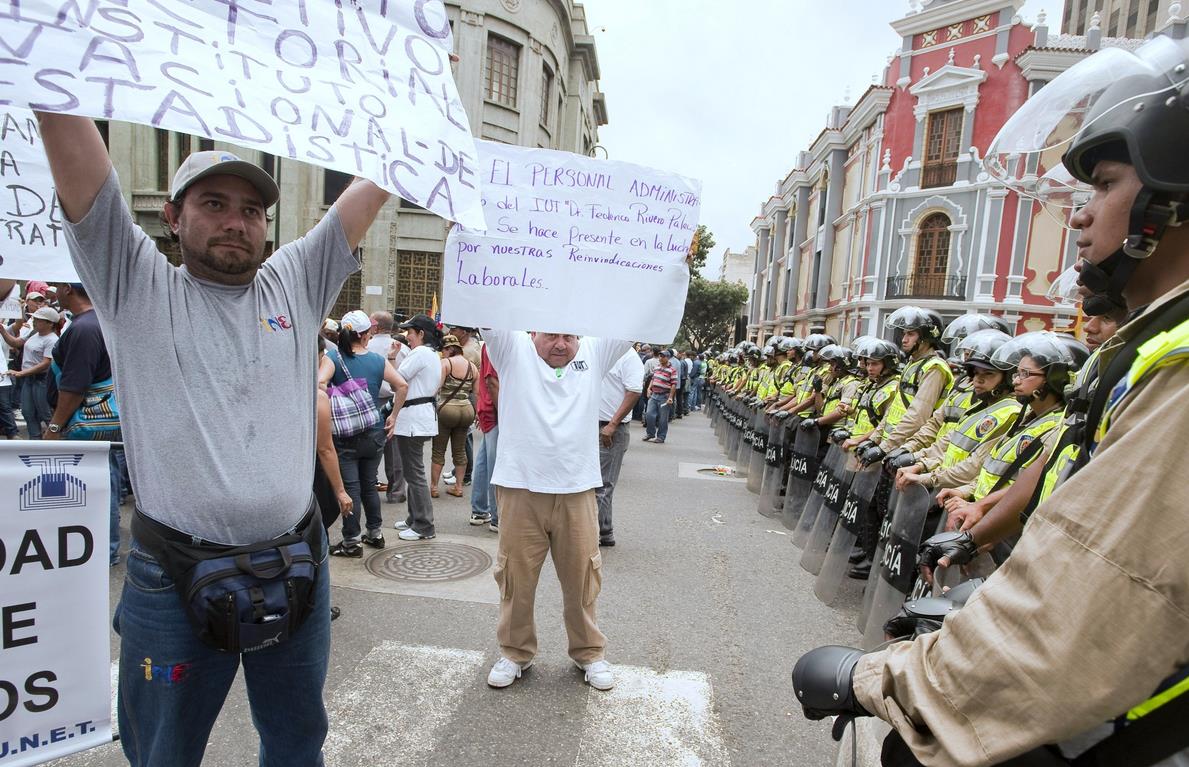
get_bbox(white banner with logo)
[441,140,701,341]
[0,442,112,766]
[0,0,483,229]
[0,108,75,282]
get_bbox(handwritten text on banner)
[441,141,701,341]
[0,0,484,228]
[0,108,76,282]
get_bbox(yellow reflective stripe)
[1127,674,1189,720]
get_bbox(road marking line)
[324,642,485,767]
[574,666,732,767]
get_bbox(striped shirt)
[650,364,678,395]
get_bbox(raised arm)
[332,178,392,251]
[34,113,112,223]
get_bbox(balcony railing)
[886,274,967,300]
[922,160,957,188]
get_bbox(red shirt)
[476,344,499,432]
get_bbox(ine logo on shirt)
[570,360,588,372]
[260,314,293,333]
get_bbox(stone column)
[814,148,847,309]
[785,185,811,315]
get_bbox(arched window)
[914,212,951,296]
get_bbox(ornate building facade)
[744,0,1186,344]
[100,0,607,319]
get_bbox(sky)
[583,0,1063,277]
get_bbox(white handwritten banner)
[0,442,112,766]
[0,108,75,282]
[441,140,701,341]
[0,0,483,228]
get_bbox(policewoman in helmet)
[794,33,1189,766]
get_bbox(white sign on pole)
[0,108,75,282]
[0,1,484,229]
[441,141,701,341]
[0,442,112,766]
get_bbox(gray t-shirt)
[65,171,357,544]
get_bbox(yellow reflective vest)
[937,396,1021,470]
[881,354,954,439]
[972,409,1064,500]
[852,375,900,436]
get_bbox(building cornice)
[1014,47,1090,81]
[841,86,893,143]
[890,0,1024,38]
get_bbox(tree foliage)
[679,272,749,353]
[688,224,715,273]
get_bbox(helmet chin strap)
[1078,188,1184,316]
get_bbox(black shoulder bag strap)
[1070,689,1189,767]
[988,432,1049,496]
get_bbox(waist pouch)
[131,500,323,654]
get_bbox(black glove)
[918,531,979,571]
[792,646,870,721]
[829,428,851,444]
[800,417,817,430]
[858,444,887,466]
[888,451,919,470]
[853,439,874,454]
[883,596,954,640]
[774,410,791,420]
[811,376,823,393]
[885,446,909,463]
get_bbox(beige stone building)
[100,0,607,320]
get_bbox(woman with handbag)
[327,310,408,558]
[432,334,478,498]
[393,314,443,541]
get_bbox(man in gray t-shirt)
[40,112,393,767]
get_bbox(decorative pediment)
[909,63,987,117]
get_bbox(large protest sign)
[441,141,701,341]
[0,442,112,766]
[0,0,483,229]
[0,108,74,282]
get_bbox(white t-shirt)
[599,350,645,423]
[485,330,630,493]
[368,333,396,399]
[22,332,58,371]
[394,344,440,437]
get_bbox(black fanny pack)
[132,499,323,654]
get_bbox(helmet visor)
[984,36,1186,206]
[991,331,1078,370]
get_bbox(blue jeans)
[335,427,385,543]
[18,375,51,438]
[113,530,331,767]
[471,425,499,523]
[687,379,702,410]
[109,447,127,564]
[0,384,18,437]
[644,393,671,441]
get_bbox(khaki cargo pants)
[493,487,605,665]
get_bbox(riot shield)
[725,400,741,458]
[801,455,867,575]
[861,483,934,649]
[731,406,754,471]
[781,421,819,532]
[787,434,834,540]
[757,419,787,518]
[858,482,900,632]
[813,463,882,604]
[746,410,768,493]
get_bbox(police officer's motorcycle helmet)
[940,313,1012,345]
[852,335,902,375]
[986,34,1189,317]
[991,330,1088,400]
[775,336,801,356]
[885,306,946,355]
[801,333,836,366]
[817,343,855,374]
[954,329,1015,398]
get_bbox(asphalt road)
[51,411,861,767]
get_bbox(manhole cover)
[366,542,493,583]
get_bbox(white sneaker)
[487,657,532,688]
[397,527,434,541]
[444,475,457,486]
[393,520,410,531]
[576,659,615,691]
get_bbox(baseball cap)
[322,318,340,333]
[25,280,49,296]
[31,307,60,323]
[441,334,462,350]
[25,291,45,301]
[340,310,372,333]
[399,314,438,336]
[170,151,280,208]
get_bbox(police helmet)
[818,343,855,370]
[956,329,1014,371]
[776,337,801,355]
[804,333,837,352]
[853,336,902,372]
[762,344,776,359]
[941,313,1013,344]
[991,331,1086,397]
[885,306,945,347]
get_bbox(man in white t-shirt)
[368,310,408,503]
[596,350,644,547]
[0,306,60,438]
[483,330,630,691]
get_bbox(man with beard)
[38,113,393,766]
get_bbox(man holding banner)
[38,112,393,766]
